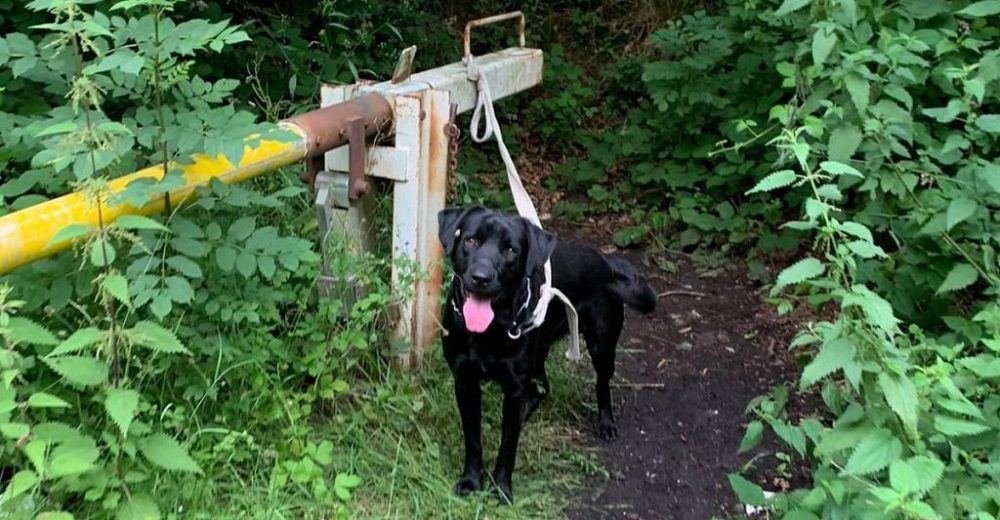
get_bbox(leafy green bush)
[0,1,369,517]
[723,1,1000,518]
[554,0,808,251]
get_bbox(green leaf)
[333,471,361,500]
[228,217,256,241]
[1,422,29,438]
[775,0,811,16]
[216,246,237,271]
[907,455,944,496]
[105,388,140,437]
[946,198,978,229]
[48,327,104,357]
[89,239,117,267]
[150,295,171,319]
[840,0,857,24]
[957,1,1000,17]
[843,285,900,335]
[170,237,209,258]
[746,170,796,194]
[771,420,807,456]
[975,114,1000,133]
[727,473,766,505]
[139,433,202,473]
[257,255,277,279]
[115,215,168,232]
[839,221,873,242]
[236,251,257,278]
[879,372,919,429]
[24,439,47,473]
[966,78,986,103]
[117,494,161,520]
[846,240,885,259]
[165,256,203,278]
[774,257,825,292]
[844,429,902,475]
[43,356,108,387]
[102,274,130,306]
[889,459,919,495]
[27,392,71,408]
[816,184,842,201]
[844,74,870,113]
[936,396,983,418]
[979,162,1000,195]
[936,263,979,294]
[6,316,59,345]
[36,121,77,137]
[124,321,190,355]
[48,440,99,478]
[884,84,913,110]
[738,421,764,453]
[958,355,1000,378]
[934,415,989,437]
[801,339,854,387]
[902,0,950,18]
[812,27,838,65]
[3,470,38,499]
[828,125,862,162]
[49,224,93,245]
[819,161,863,177]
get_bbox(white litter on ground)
[744,490,776,517]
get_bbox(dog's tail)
[605,255,657,314]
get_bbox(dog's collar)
[507,276,539,339]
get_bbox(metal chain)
[446,102,460,176]
[445,102,460,198]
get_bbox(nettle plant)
[731,0,1000,519]
[0,0,316,517]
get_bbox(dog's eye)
[465,237,479,248]
[504,247,517,258]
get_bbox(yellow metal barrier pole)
[0,91,394,276]
[0,128,308,275]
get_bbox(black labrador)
[437,206,657,502]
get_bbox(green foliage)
[718,1,1000,518]
[553,0,801,251]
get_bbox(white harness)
[466,55,582,361]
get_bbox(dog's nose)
[470,270,491,287]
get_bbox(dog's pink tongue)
[463,295,494,333]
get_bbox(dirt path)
[551,223,806,520]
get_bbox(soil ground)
[548,221,814,520]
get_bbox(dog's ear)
[437,206,486,256]
[523,218,556,277]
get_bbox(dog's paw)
[596,420,618,441]
[454,473,483,495]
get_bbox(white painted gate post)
[319,86,450,368]
[389,90,450,368]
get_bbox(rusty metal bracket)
[344,117,371,200]
[285,92,393,191]
[463,11,525,61]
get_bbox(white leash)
[466,56,582,361]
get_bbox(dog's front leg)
[454,376,484,495]
[492,391,525,503]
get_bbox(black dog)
[438,206,656,502]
